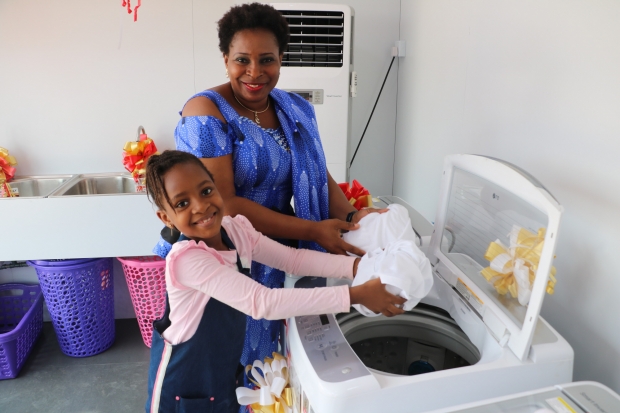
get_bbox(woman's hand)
[349,278,406,317]
[350,207,389,224]
[310,219,366,256]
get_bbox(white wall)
[0,0,399,191]
[395,0,620,391]
[0,0,195,174]
[0,0,400,315]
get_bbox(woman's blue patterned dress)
[153,88,330,376]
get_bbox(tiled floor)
[0,319,150,413]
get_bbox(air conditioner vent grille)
[279,10,344,67]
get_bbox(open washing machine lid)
[428,155,563,361]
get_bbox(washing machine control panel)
[295,313,370,382]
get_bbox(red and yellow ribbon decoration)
[0,147,17,198]
[121,0,141,22]
[480,226,557,306]
[236,352,293,413]
[122,131,158,180]
[338,179,373,210]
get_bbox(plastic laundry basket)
[117,256,166,347]
[27,258,115,357]
[0,284,44,379]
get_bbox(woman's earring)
[169,225,174,237]
[225,69,229,78]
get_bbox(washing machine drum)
[337,304,481,376]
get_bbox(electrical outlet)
[395,40,406,57]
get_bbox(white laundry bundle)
[327,204,433,317]
[352,240,433,316]
[342,204,417,251]
[339,204,433,316]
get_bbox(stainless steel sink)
[0,175,76,198]
[50,173,140,196]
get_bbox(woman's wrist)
[303,219,321,243]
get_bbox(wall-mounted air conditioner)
[272,3,354,183]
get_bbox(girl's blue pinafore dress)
[146,229,250,413]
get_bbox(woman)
[154,3,383,376]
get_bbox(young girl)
[144,150,405,413]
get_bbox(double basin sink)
[2,173,140,198]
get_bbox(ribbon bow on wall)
[0,147,17,198]
[481,225,557,306]
[0,147,17,183]
[122,130,158,179]
[236,352,293,413]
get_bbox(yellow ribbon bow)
[480,225,557,306]
[236,352,293,413]
[122,133,158,179]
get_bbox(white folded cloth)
[352,240,433,317]
[342,204,417,254]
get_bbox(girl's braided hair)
[217,3,290,55]
[145,150,214,211]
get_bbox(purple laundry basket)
[27,258,115,357]
[0,284,44,379]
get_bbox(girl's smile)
[156,162,227,250]
[193,211,217,228]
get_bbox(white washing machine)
[284,155,574,413]
[431,381,620,413]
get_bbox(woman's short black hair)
[145,150,214,211]
[218,3,289,55]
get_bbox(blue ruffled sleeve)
[153,238,172,259]
[174,115,233,158]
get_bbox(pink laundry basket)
[117,256,166,347]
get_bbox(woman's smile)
[242,82,266,92]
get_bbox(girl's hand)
[310,219,366,256]
[349,278,406,317]
[350,207,389,224]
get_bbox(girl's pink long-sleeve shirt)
[163,215,356,344]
